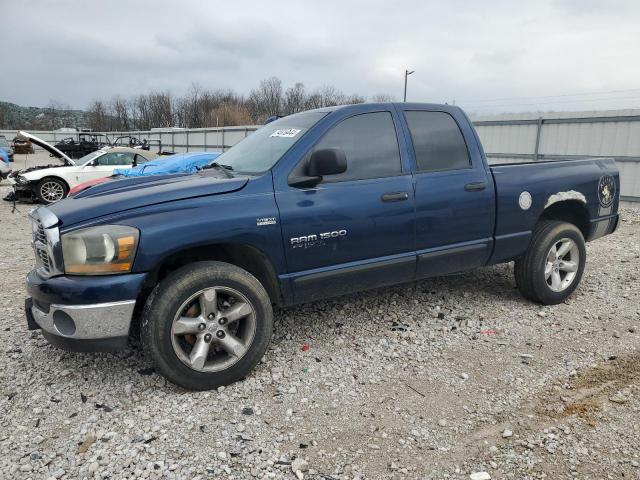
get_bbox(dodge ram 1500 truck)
[24,103,620,390]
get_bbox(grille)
[36,246,51,273]
[32,219,52,275]
[35,223,47,244]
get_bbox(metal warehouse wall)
[3,109,639,202]
[471,109,640,203]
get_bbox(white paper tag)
[270,128,301,138]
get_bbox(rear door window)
[404,111,471,173]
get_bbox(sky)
[2,0,640,114]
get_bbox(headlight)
[61,225,139,275]
[15,174,27,184]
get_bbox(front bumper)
[28,298,135,352]
[26,269,148,352]
[14,183,37,201]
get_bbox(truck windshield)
[213,111,327,174]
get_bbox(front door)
[76,151,136,183]
[275,110,416,303]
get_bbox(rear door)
[275,110,416,303]
[396,106,495,278]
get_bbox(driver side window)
[311,112,402,183]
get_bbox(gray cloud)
[2,0,639,113]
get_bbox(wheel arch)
[141,243,282,307]
[37,175,71,191]
[35,175,71,202]
[538,200,589,239]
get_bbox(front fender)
[94,175,288,277]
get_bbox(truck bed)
[488,157,619,264]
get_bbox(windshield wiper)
[200,162,233,177]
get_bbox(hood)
[18,131,75,166]
[19,164,73,179]
[48,171,249,227]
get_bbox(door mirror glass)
[308,148,347,177]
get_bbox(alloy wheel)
[40,181,65,202]
[170,287,257,372]
[545,238,580,292]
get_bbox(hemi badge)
[257,217,277,226]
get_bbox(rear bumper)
[588,213,619,241]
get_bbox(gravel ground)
[1,156,639,479]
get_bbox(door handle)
[464,182,486,192]
[381,191,409,202]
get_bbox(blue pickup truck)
[25,103,620,390]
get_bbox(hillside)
[0,101,89,130]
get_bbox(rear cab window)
[404,111,471,173]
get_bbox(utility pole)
[404,69,415,102]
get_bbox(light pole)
[403,69,415,102]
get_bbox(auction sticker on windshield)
[270,129,301,138]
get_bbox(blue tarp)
[113,151,221,177]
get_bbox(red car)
[68,176,113,196]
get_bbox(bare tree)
[6,78,385,131]
[344,93,366,105]
[283,82,306,115]
[87,100,109,131]
[134,94,151,130]
[110,96,131,131]
[317,86,345,107]
[302,92,321,110]
[147,91,174,128]
[247,77,283,123]
[370,93,396,103]
[212,102,253,127]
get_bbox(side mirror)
[289,148,347,188]
[308,148,347,176]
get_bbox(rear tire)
[141,261,273,390]
[514,220,586,305]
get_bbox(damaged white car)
[8,132,159,203]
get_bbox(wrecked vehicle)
[54,132,112,159]
[24,103,619,390]
[12,136,34,154]
[8,131,158,203]
[68,151,220,197]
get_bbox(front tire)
[514,220,586,305]
[141,261,273,390]
[36,177,68,204]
